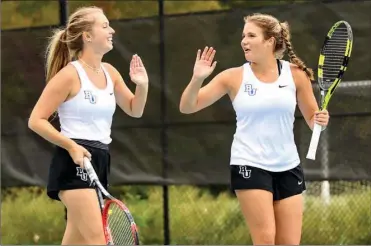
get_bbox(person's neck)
[79,50,103,71]
[250,56,278,75]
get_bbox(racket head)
[102,199,140,245]
[317,21,353,99]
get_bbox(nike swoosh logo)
[298,181,303,185]
[110,93,114,95]
[279,85,288,88]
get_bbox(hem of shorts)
[230,159,300,172]
[232,185,273,194]
[47,185,95,201]
[274,188,306,201]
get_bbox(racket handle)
[306,123,322,160]
[84,157,111,198]
[83,157,99,181]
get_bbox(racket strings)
[106,203,136,245]
[322,26,349,87]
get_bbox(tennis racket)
[306,20,353,160]
[83,157,140,245]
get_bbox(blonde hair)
[45,6,103,83]
[244,13,314,81]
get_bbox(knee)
[252,230,275,245]
[82,224,106,244]
[275,233,301,245]
[66,217,106,244]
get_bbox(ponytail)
[280,22,315,81]
[45,29,71,83]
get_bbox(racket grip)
[83,157,99,181]
[306,123,322,160]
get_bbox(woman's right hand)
[193,46,217,80]
[67,143,92,168]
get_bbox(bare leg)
[236,189,276,245]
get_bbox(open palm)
[193,46,217,80]
[129,54,148,85]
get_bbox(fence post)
[59,0,68,26]
[159,0,170,245]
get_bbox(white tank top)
[230,60,300,172]
[57,61,116,144]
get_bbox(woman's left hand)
[129,54,149,86]
[314,109,330,127]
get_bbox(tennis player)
[179,13,329,245]
[28,6,149,245]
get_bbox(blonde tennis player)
[28,6,149,245]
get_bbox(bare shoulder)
[224,66,243,76]
[215,66,243,86]
[289,62,307,79]
[289,62,311,88]
[102,62,121,83]
[50,63,78,86]
[39,63,80,103]
[102,62,117,72]
[220,66,243,77]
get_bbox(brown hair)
[45,6,103,83]
[244,13,314,81]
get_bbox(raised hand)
[193,46,217,80]
[129,54,148,86]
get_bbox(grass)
[1,184,370,245]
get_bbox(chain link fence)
[2,0,370,245]
[2,182,371,244]
[114,182,370,245]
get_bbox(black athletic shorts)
[46,140,111,201]
[230,164,306,201]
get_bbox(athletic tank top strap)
[242,62,250,80]
[235,62,254,95]
[70,61,91,88]
[70,61,115,92]
[280,60,295,86]
[232,62,260,106]
[101,63,115,91]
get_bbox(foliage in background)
[218,0,307,8]
[1,0,309,30]
[2,0,218,30]
[1,1,60,29]
[2,184,371,245]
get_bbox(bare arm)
[180,46,229,114]
[104,55,148,118]
[180,70,229,114]
[28,65,79,151]
[293,65,329,130]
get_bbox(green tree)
[218,0,307,8]
[1,1,59,30]
[2,1,230,30]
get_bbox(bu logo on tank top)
[244,84,257,96]
[84,90,97,104]
[239,166,251,179]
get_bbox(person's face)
[241,21,275,63]
[85,11,115,54]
